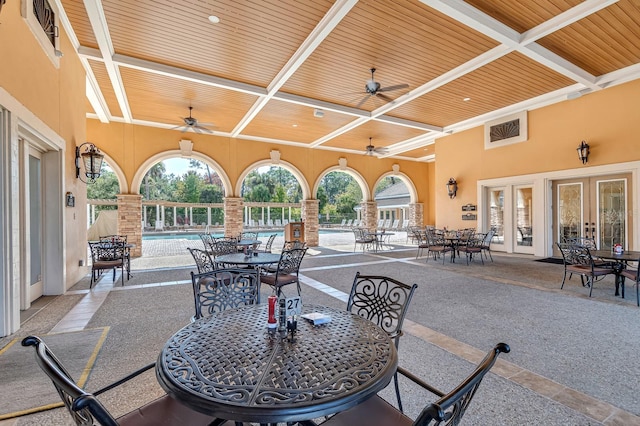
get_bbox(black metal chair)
[191,268,259,321]
[619,256,640,307]
[347,272,417,413]
[21,335,221,426]
[282,239,308,250]
[479,229,496,262]
[199,232,216,254]
[187,247,216,273]
[557,242,614,297]
[255,233,277,253]
[260,247,307,297]
[99,235,131,279]
[458,232,485,265]
[415,230,429,259]
[352,228,375,252]
[88,241,126,288]
[424,228,453,264]
[319,343,510,426]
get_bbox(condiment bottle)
[267,295,277,331]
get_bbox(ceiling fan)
[171,106,215,134]
[365,137,389,156]
[356,68,409,108]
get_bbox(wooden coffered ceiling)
[59,0,640,161]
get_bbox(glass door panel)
[557,182,583,243]
[515,186,533,248]
[28,151,43,301]
[596,179,626,250]
[488,188,504,246]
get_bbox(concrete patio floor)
[1,233,639,425]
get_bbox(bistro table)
[156,304,397,425]
[591,250,640,298]
[370,231,395,252]
[216,252,280,303]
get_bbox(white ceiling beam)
[310,117,370,147]
[421,0,601,90]
[230,0,358,137]
[84,72,109,123]
[83,0,132,122]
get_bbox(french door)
[553,174,631,253]
[25,147,44,302]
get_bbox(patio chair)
[99,235,131,279]
[320,343,510,426]
[88,241,126,288]
[352,228,375,252]
[424,228,454,264]
[458,232,485,265]
[480,229,496,261]
[283,239,308,250]
[190,268,259,321]
[415,229,429,259]
[620,256,640,306]
[240,231,259,241]
[187,247,215,273]
[257,234,277,253]
[557,242,614,297]
[21,335,219,426]
[199,232,216,254]
[260,247,307,297]
[347,272,417,413]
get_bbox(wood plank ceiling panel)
[322,120,427,151]
[60,0,98,48]
[282,0,498,110]
[466,0,581,32]
[538,1,640,76]
[242,100,358,144]
[400,145,435,159]
[88,60,123,117]
[468,0,640,76]
[389,52,576,127]
[119,67,258,132]
[101,0,334,87]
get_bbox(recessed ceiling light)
[463,97,471,102]
[208,15,220,23]
[292,124,298,127]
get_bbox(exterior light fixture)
[577,140,589,164]
[446,178,458,199]
[75,143,104,183]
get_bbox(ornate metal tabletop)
[156,304,397,423]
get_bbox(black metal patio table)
[156,304,397,425]
[591,250,640,298]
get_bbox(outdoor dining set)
[24,229,511,425]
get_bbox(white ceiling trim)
[230,0,358,137]
[83,0,132,123]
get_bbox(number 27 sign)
[285,296,302,317]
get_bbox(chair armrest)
[93,362,156,396]
[397,366,445,398]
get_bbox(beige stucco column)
[360,201,377,231]
[117,194,143,257]
[224,197,244,238]
[301,199,319,247]
[408,203,424,227]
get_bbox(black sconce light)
[577,140,589,164]
[75,143,104,183]
[446,178,458,199]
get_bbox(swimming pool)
[142,229,348,240]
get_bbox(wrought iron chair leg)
[394,371,404,413]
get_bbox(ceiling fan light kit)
[356,68,409,108]
[171,106,215,134]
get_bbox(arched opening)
[316,170,365,227]
[86,159,123,240]
[138,157,227,232]
[239,163,304,228]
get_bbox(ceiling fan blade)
[356,95,371,108]
[195,126,214,134]
[378,83,409,92]
[376,93,394,103]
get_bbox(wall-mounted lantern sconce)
[446,178,458,199]
[577,140,589,164]
[75,143,104,183]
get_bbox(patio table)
[591,250,640,298]
[156,303,397,425]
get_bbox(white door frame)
[477,161,640,257]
